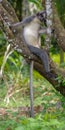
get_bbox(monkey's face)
[36,11,47,26]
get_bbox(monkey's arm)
[39,27,47,34]
[10,10,47,29]
[10,15,35,28]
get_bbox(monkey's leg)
[28,45,57,79]
[28,45,50,73]
[30,61,34,117]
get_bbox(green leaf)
[49,119,60,125]
[15,126,24,130]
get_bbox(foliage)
[28,0,43,10]
[0,61,65,129]
[0,46,65,129]
[0,0,65,130]
[0,112,65,130]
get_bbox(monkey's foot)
[46,72,57,80]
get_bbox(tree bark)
[45,0,53,48]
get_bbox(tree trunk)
[45,0,53,49]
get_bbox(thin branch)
[0,44,14,78]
